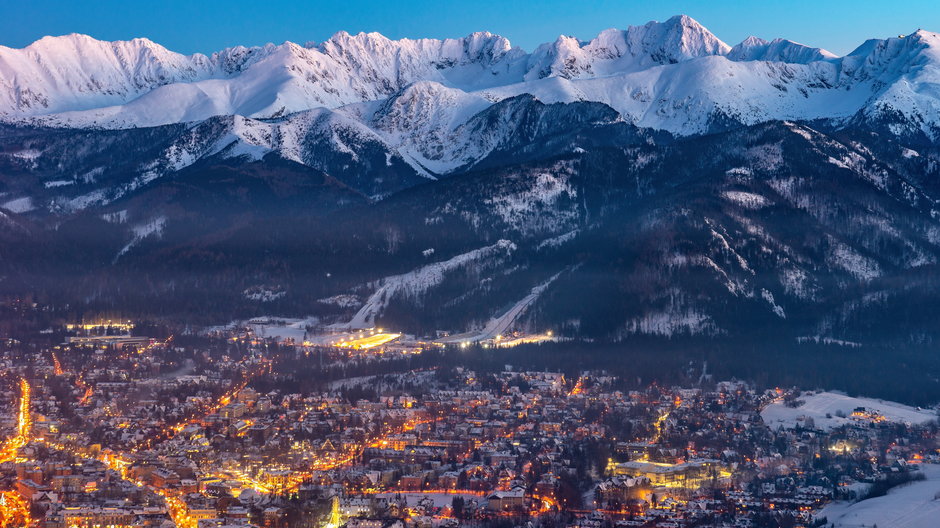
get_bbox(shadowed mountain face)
[3,108,940,347]
[4,19,940,345]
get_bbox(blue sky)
[1,0,937,56]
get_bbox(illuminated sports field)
[336,333,402,349]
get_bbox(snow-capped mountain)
[522,15,731,81]
[5,14,940,141]
[727,36,837,63]
[0,29,528,127]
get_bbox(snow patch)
[536,229,580,250]
[796,336,862,347]
[828,242,881,281]
[902,147,920,158]
[780,267,815,300]
[43,179,74,188]
[1,197,34,213]
[317,294,361,309]
[722,190,772,209]
[760,288,786,318]
[101,210,128,224]
[485,172,578,233]
[625,309,717,337]
[243,287,286,302]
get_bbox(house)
[486,486,525,511]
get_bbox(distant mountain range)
[3,15,940,346]
[4,15,940,139]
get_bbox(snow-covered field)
[816,464,940,528]
[761,391,937,431]
[213,316,319,343]
[251,321,310,343]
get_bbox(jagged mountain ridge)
[3,18,940,346]
[0,94,651,212]
[3,15,940,141]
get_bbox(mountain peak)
[5,18,940,140]
[523,15,729,81]
[26,33,101,47]
[628,14,731,63]
[662,14,707,31]
[320,30,393,51]
[22,33,173,55]
[738,35,770,47]
[908,28,940,49]
[728,36,836,63]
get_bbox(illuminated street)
[0,326,931,528]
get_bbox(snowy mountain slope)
[8,18,940,343]
[2,30,528,127]
[523,14,730,81]
[727,36,837,64]
[5,115,940,344]
[0,34,217,116]
[9,15,940,140]
[437,270,563,343]
[0,107,427,209]
[361,89,634,174]
[0,93,657,214]
[359,81,494,173]
[335,119,940,340]
[478,56,852,134]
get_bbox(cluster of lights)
[330,329,401,350]
[66,320,135,332]
[0,379,31,465]
[0,381,32,527]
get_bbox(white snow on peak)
[728,37,837,63]
[0,33,217,116]
[1,30,525,127]
[525,15,729,81]
[7,17,940,138]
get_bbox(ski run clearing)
[436,271,562,344]
[345,240,515,329]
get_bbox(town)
[0,320,935,528]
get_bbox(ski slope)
[345,240,515,329]
[438,271,561,343]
